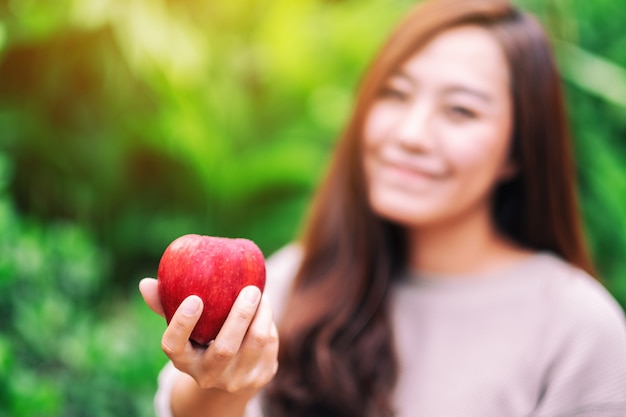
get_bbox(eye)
[446,105,477,121]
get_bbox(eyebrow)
[442,85,493,103]
[388,71,493,103]
[387,70,416,87]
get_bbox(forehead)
[397,25,510,94]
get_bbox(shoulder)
[264,243,303,319]
[528,253,626,412]
[530,252,626,335]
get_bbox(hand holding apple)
[157,234,266,346]
[139,277,279,407]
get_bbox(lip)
[379,158,448,180]
[373,162,444,191]
[375,146,448,178]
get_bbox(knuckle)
[267,330,279,346]
[196,377,217,390]
[211,341,237,362]
[209,380,239,393]
[170,317,192,335]
[161,316,196,359]
[248,369,276,390]
[246,329,268,349]
[248,377,268,391]
[196,380,210,390]
[233,307,254,324]
[223,381,242,393]
[161,339,180,358]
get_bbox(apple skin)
[157,234,266,346]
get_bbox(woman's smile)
[377,157,447,191]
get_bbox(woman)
[139,0,626,416]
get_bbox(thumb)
[139,277,165,317]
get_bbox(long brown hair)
[265,0,595,416]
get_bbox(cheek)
[436,127,513,211]
[440,125,512,177]
[445,141,495,170]
[363,105,398,146]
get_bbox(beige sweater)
[155,245,626,417]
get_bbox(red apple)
[157,234,266,346]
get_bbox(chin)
[368,190,442,227]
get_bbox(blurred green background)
[1,0,625,415]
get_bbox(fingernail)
[244,286,260,304]
[182,296,201,316]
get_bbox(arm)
[140,279,278,417]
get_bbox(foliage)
[0,0,625,415]
[0,151,165,416]
[0,0,412,283]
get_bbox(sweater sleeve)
[152,243,302,417]
[154,361,179,417]
[531,271,626,417]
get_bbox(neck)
[407,206,524,276]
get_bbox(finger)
[265,322,280,379]
[208,286,261,362]
[139,278,165,317]
[242,295,274,350]
[270,323,279,373]
[234,296,278,374]
[161,295,203,364]
[241,320,280,389]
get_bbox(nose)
[395,102,435,152]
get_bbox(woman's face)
[362,25,515,229]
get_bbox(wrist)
[171,373,257,417]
